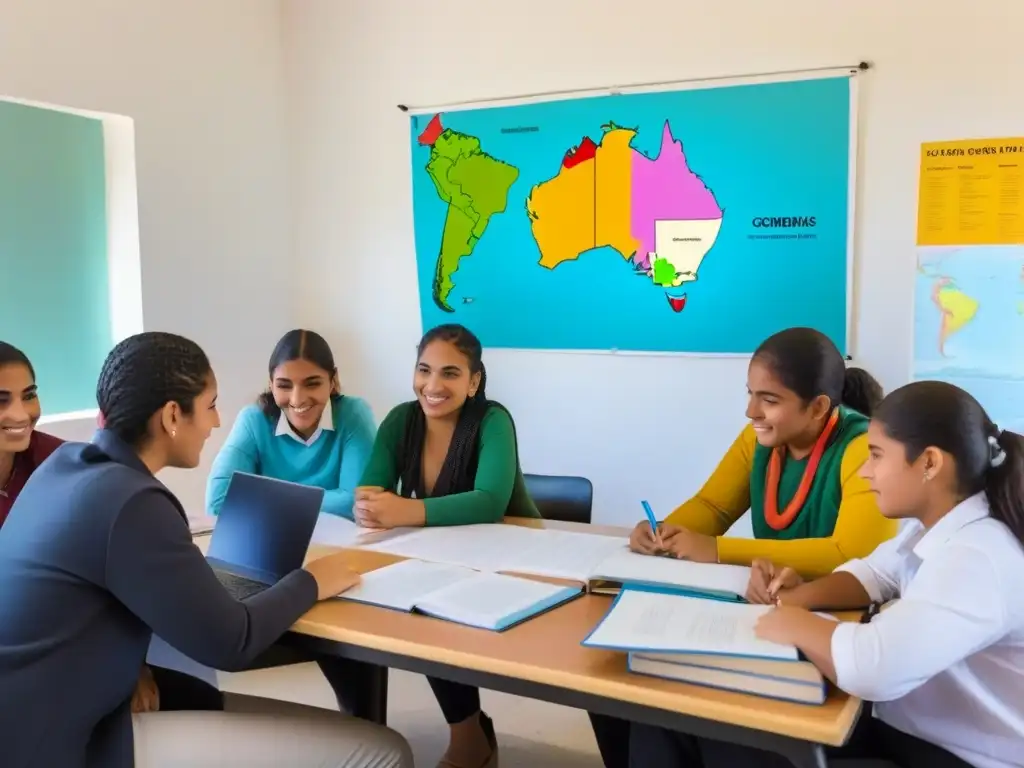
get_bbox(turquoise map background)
[409,76,853,353]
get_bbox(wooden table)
[252,519,862,768]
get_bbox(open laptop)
[205,472,324,600]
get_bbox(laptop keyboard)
[213,569,267,600]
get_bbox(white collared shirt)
[275,398,334,447]
[830,493,1024,768]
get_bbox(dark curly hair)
[96,332,212,448]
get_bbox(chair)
[524,473,593,525]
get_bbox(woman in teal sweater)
[353,323,537,768]
[206,329,387,723]
[205,329,376,520]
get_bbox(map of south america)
[526,121,723,311]
[418,114,519,312]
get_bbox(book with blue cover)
[583,587,828,704]
[337,558,582,632]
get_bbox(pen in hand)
[641,500,662,550]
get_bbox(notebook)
[583,588,828,704]
[364,524,751,602]
[337,558,583,631]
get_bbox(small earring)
[922,470,931,483]
[171,430,177,439]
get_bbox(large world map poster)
[408,76,855,354]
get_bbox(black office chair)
[524,473,593,525]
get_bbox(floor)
[220,662,604,767]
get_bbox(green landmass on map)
[422,126,518,311]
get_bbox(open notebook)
[337,559,583,631]
[584,588,828,704]
[364,524,751,602]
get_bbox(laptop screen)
[206,472,324,584]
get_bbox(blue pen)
[641,500,659,536]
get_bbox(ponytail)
[984,430,1024,545]
[841,367,883,417]
[753,328,881,415]
[876,380,1024,546]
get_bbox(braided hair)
[96,332,212,448]
[397,324,508,499]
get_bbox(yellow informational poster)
[916,137,1024,246]
[913,136,1024,437]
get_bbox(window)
[0,98,142,417]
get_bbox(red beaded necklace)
[763,409,839,531]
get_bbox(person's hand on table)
[747,559,805,605]
[353,490,425,529]
[304,552,362,600]
[753,605,809,645]
[131,665,160,714]
[659,526,718,564]
[355,485,385,501]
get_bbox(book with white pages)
[364,523,751,602]
[310,514,415,548]
[336,558,583,631]
[583,588,828,704]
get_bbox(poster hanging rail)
[397,61,871,115]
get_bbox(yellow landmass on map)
[935,285,979,355]
[594,129,639,260]
[526,127,640,269]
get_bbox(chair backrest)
[524,473,593,525]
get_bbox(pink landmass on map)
[630,122,723,268]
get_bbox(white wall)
[0,0,293,513]
[283,0,1024,525]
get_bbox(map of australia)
[418,114,519,312]
[526,121,724,311]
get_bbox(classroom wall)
[283,0,1024,525]
[0,0,293,513]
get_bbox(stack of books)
[582,588,829,705]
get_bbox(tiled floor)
[220,662,603,766]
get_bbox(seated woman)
[206,329,376,520]
[0,342,62,526]
[206,329,383,720]
[591,327,898,768]
[630,380,1024,768]
[0,340,223,715]
[0,331,412,768]
[354,323,538,768]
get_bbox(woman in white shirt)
[629,380,1024,768]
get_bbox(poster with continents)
[409,76,855,354]
[913,137,1024,433]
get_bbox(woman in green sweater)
[354,323,538,768]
